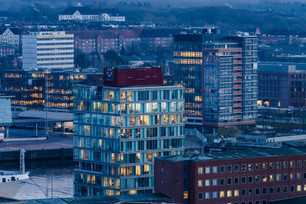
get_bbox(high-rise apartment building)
[73,67,185,196]
[22,31,74,70]
[174,28,258,133]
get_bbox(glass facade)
[73,85,185,196]
[173,34,203,125]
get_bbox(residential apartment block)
[155,147,306,204]
[73,66,185,196]
[0,28,22,50]
[22,31,74,70]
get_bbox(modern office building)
[22,31,74,70]
[258,62,306,108]
[155,147,306,204]
[173,33,203,127]
[174,28,258,133]
[2,70,103,110]
[73,66,185,196]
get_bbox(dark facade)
[258,62,306,108]
[173,34,203,127]
[155,148,306,204]
[173,29,258,132]
[2,70,103,110]
[103,66,163,87]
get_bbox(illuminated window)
[205,179,210,186]
[129,190,137,195]
[297,173,301,180]
[205,167,211,174]
[290,173,295,180]
[198,167,203,174]
[276,162,281,169]
[269,175,274,182]
[205,192,210,199]
[262,163,267,170]
[227,190,232,197]
[262,175,267,182]
[248,164,253,171]
[297,185,302,192]
[290,161,295,168]
[255,163,260,170]
[276,174,281,181]
[212,191,217,198]
[234,190,239,197]
[184,191,188,199]
[220,191,225,198]
[269,162,275,169]
[283,161,288,168]
[198,180,203,187]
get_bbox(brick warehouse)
[154,147,306,204]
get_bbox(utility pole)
[45,69,49,138]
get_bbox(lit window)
[184,191,188,199]
[276,174,281,181]
[205,192,210,199]
[205,167,211,174]
[198,167,203,174]
[255,163,260,170]
[276,162,281,169]
[290,173,295,180]
[220,191,225,198]
[234,190,239,197]
[290,161,295,168]
[227,190,232,197]
[205,179,210,187]
[269,175,274,182]
[212,166,218,173]
[262,163,267,170]
[198,180,203,187]
[248,164,253,171]
[262,175,267,182]
[212,191,218,198]
[297,185,302,192]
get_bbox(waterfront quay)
[0,131,73,162]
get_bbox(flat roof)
[157,147,306,162]
[22,193,171,204]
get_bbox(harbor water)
[0,160,74,200]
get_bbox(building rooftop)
[18,193,171,204]
[157,147,306,162]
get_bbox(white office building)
[22,31,74,70]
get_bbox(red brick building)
[154,147,306,204]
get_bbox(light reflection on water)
[1,160,74,200]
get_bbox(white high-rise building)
[22,31,74,70]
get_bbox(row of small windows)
[37,57,74,61]
[103,89,184,102]
[198,160,305,174]
[198,184,306,200]
[198,172,306,187]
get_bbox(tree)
[217,126,240,138]
[103,50,125,66]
